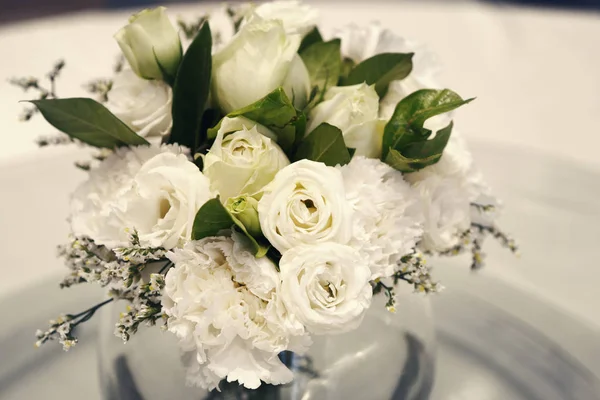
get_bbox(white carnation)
[106,68,173,138]
[334,23,441,120]
[279,243,372,335]
[406,133,489,252]
[71,145,181,244]
[163,236,309,391]
[258,159,353,254]
[71,145,213,250]
[339,157,423,279]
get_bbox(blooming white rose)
[106,68,172,138]
[252,1,318,36]
[212,15,310,113]
[339,157,423,279]
[203,116,289,200]
[258,159,353,253]
[279,243,373,335]
[115,7,182,81]
[334,23,441,120]
[306,83,384,158]
[163,236,309,390]
[71,147,213,250]
[405,133,486,252]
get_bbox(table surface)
[0,1,599,332]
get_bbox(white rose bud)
[211,15,310,113]
[225,195,262,238]
[106,68,172,138]
[279,243,373,335]
[258,159,353,254]
[306,83,384,158]
[252,1,319,36]
[115,7,182,81]
[203,116,290,200]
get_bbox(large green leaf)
[298,27,323,53]
[343,53,413,97]
[299,39,341,103]
[294,123,351,166]
[208,87,299,151]
[168,22,212,150]
[192,198,269,257]
[384,149,442,173]
[191,198,233,240]
[384,122,453,172]
[28,98,148,148]
[382,89,473,161]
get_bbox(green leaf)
[401,121,453,159]
[191,198,233,240]
[384,122,453,172]
[343,53,413,97]
[168,22,212,149]
[294,123,351,166]
[384,148,443,173]
[298,27,323,53]
[192,198,269,257]
[382,89,474,161]
[299,39,341,103]
[27,98,149,148]
[209,87,298,151]
[340,57,356,80]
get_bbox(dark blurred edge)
[0,0,599,26]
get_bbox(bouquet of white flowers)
[16,0,517,392]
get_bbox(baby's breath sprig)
[35,297,114,351]
[372,280,397,312]
[373,252,442,312]
[115,273,167,342]
[36,134,74,147]
[9,59,65,121]
[470,202,496,213]
[437,222,518,269]
[58,230,167,289]
[46,231,172,349]
[177,15,209,40]
[226,6,247,33]
[84,78,113,102]
[394,252,443,294]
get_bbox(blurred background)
[1,0,600,22]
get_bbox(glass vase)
[98,285,436,400]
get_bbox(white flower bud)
[115,7,182,81]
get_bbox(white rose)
[334,23,441,120]
[203,116,289,201]
[115,7,182,81]
[279,243,373,335]
[258,159,353,253]
[106,68,172,138]
[163,236,309,390]
[70,145,183,246]
[212,15,310,113]
[252,1,318,36]
[306,83,384,158]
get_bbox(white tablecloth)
[1,1,599,329]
